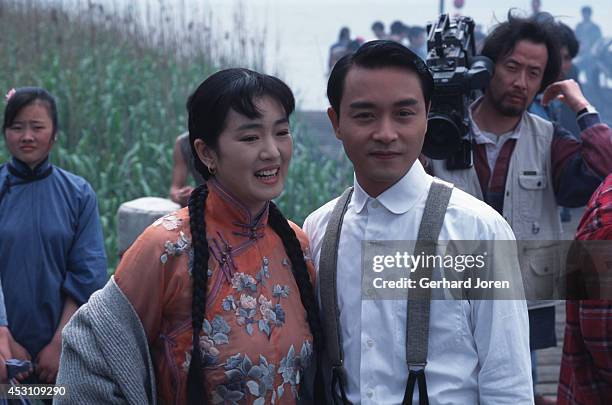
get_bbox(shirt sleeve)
[551,115,612,207]
[472,217,534,403]
[62,181,108,305]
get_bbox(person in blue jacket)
[0,87,107,384]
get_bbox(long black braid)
[186,184,210,404]
[268,201,326,402]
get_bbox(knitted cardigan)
[55,277,157,405]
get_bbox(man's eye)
[353,112,374,120]
[397,110,415,118]
[240,135,258,142]
[276,130,290,137]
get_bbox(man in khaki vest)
[428,14,612,405]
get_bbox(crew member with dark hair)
[56,69,323,404]
[428,13,612,405]
[305,40,532,404]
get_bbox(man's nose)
[372,117,398,143]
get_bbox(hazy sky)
[49,0,612,109]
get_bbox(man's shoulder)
[303,195,343,233]
[446,186,514,238]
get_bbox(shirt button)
[366,389,374,398]
[367,338,374,347]
[371,200,380,209]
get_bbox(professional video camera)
[423,14,493,170]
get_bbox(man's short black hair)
[327,40,434,114]
[481,13,561,92]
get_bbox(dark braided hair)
[186,183,210,403]
[267,202,325,400]
[185,68,323,403]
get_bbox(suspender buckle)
[408,361,427,371]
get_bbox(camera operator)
[428,13,612,405]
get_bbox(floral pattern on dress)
[153,214,182,231]
[231,272,257,293]
[222,277,290,338]
[277,341,313,398]
[255,257,270,285]
[160,231,191,264]
[182,315,231,371]
[213,341,312,405]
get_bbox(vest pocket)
[521,243,560,300]
[518,173,547,219]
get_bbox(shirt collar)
[352,160,431,215]
[469,97,524,145]
[8,156,52,180]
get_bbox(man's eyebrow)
[394,98,419,107]
[274,118,289,125]
[348,101,377,109]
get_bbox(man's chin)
[498,103,525,117]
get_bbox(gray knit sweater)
[54,277,157,404]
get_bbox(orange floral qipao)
[115,180,315,404]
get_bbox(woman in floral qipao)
[56,69,323,404]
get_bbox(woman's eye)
[240,135,258,142]
[276,130,290,137]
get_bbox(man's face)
[328,66,428,197]
[486,40,548,117]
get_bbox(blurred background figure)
[575,6,602,89]
[474,24,487,53]
[531,0,542,17]
[328,26,351,71]
[389,20,407,44]
[407,25,428,59]
[371,20,387,40]
[169,132,205,207]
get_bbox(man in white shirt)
[303,40,533,404]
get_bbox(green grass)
[0,0,352,271]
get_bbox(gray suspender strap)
[319,179,452,405]
[403,179,454,405]
[319,187,354,405]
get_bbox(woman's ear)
[193,138,217,171]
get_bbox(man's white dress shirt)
[303,161,533,404]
